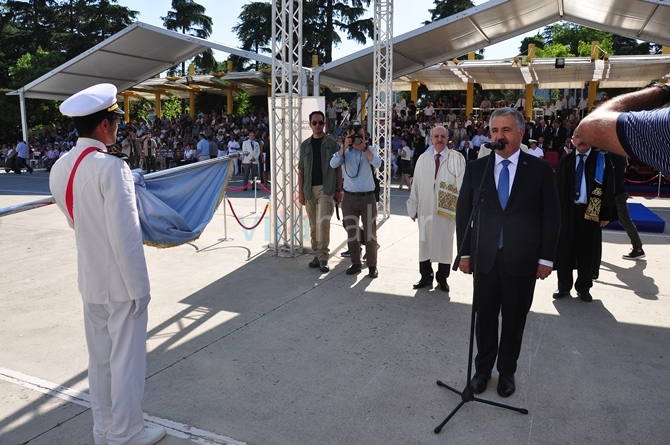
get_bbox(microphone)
[483,141,506,151]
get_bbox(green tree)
[232,2,271,71]
[317,0,374,64]
[519,35,545,57]
[58,0,138,59]
[535,44,573,58]
[161,0,214,75]
[0,47,66,141]
[161,95,184,120]
[233,0,374,66]
[424,0,474,24]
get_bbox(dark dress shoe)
[368,266,378,278]
[346,264,362,275]
[470,373,490,395]
[578,291,593,302]
[552,289,570,299]
[413,277,433,289]
[437,281,450,292]
[308,257,319,268]
[497,374,515,398]
[319,261,330,272]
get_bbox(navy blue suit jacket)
[456,150,561,276]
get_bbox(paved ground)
[1,167,669,445]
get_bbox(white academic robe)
[406,149,465,264]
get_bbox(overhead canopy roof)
[318,0,670,91]
[8,0,670,102]
[7,22,273,101]
[126,72,270,102]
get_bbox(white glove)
[133,294,151,318]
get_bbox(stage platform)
[606,202,666,233]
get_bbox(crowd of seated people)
[0,95,658,185]
[1,108,273,183]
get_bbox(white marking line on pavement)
[0,367,245,445]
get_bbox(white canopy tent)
[8,0,670,139]
[317,0,670,91]
[6,22,275,140]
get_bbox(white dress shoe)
[129,425,166,445]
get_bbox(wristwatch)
[646,81,670,103]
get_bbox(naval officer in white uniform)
[49,84,166,445]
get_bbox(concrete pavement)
[1,167,669,445]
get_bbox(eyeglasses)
[311,121,324,126]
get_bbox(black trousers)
[475,248,536,376]
[419,260,450,283]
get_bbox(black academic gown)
[554,149,617,282]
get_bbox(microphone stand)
[433,151,528,434]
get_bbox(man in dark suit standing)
[456,108,561,398]
[549,120,567,153]
[458,139,478,162]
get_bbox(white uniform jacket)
[49,138,150,304]
[241,140,260,164]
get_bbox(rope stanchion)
[218,191,233,242]
[624,174,660,185]
[227,199,269,230]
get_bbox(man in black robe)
[553,136,617,302]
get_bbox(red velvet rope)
[226,199,269,230]
[258,182,272,194]
[624,174,660,185]
[226,182,252,192]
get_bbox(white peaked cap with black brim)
[60,83,124,117]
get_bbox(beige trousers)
[305,185,334,261]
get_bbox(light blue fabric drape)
[132,159,232,247]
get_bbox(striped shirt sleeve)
[616,107,670,177]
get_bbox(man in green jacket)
[298,111,342,272]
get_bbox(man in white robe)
[407,126,465,292]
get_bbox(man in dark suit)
[527,119,543,143]
[539,120,552,146]
[548,120,567,153]
[456,108,561,398]
[458,139,478,162]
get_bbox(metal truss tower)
[372,0,393,219]
[271,0,303,256]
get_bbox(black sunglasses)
[311,120,324,125]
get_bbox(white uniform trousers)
[83,300,147,445]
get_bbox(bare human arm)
[575,86,669,158]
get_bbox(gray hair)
[490,107,525,131]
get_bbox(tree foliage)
[425,0,474,24]
[161,0,214,75]
[232,1,271,70]
[540,23,653,57]
[233,0,374,66]
[0,0,137,141]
